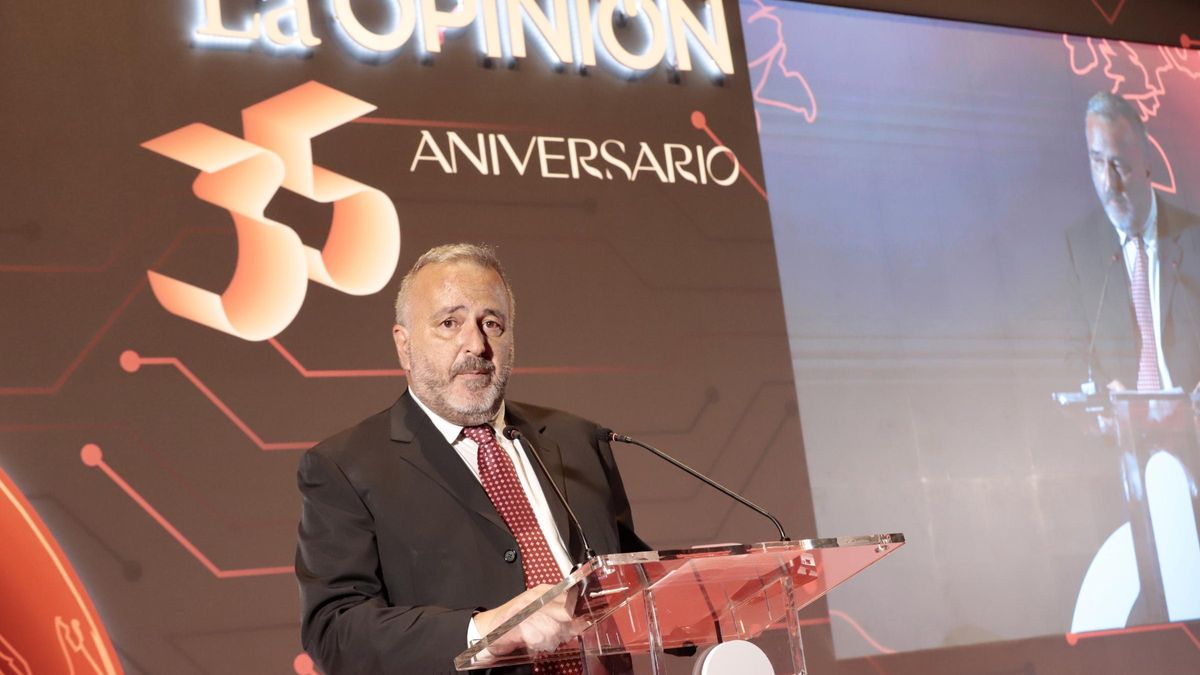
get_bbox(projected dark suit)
[295,390,644,674]
[1066,196,1200,390]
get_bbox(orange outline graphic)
[54,616,109,675]
[0,466,122,673]
[744,0,818,125]
[119,351,313,451]
[0,634,32,675]
[81,444,293,579]
[1060,33,1199,195]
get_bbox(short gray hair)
[1086,91,1147,139]
[394,243,515,326]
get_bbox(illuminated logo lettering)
[191,0,734,76]
[409,130,740,185]
[141,81,401,341]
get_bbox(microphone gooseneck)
[597,428,790,542]
[1085,250,1122,390]
[503,426,596,562]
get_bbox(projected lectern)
[1055,389,1200,628]
[455,534,904,674]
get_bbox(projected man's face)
[1086,114,1153,236]
[392,261,514,427]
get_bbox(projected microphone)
[599,428,790,542]
[1084,250,1122,394]
[503,426,597,563]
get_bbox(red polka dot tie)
[463,425,582,675]
[1132,236,1163,391]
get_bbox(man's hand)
[473,585,577,656]
[1107,379,1127,392]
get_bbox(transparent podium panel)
[455,533,904,674]
[1054,390,1200,628]
[1108,392,1200,624]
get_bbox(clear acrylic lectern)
[1053,389,1200,625]
[455,533,904,674]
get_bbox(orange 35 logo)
[141,81,400,341]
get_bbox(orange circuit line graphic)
[0,232,131,274]
[0,278,144,397]
[119,350,314,451]
[1090,0,1127,26]
[267,339,405,378]
[1,423,289,533]
[0,226,222,397]
[293,652,320,675]
[80,444,293,579]
[690,111,768,201]
[1066,620,1200,651]
[352,116,545,134]
[267,339,632,378]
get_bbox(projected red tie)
[464,425,581,675]
[1132,236,1162,391]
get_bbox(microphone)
[598,428,790,542]
[503,426,597,562]
[1083,250,1122,395]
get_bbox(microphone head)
[502,426,522,441]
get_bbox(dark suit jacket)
[1066,197,1200,390]
[295,391,645,674]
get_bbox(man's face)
[393,261,514,426]
[1086,114,1153,236]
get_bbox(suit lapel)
[505,403,571,555]
[388,392,508,534]
[1159,208,1184,335]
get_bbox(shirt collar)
[1116,192,1159,247]
[408,388,506,444]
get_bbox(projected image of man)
[1066,92,1200,392]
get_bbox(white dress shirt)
[406,390,572,645]
[1113,194,1175,390]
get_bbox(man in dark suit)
[1066,92,1200,392]
[296,243,644,673]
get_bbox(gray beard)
[408,355,510,427]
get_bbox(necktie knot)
[463,424,495,445]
